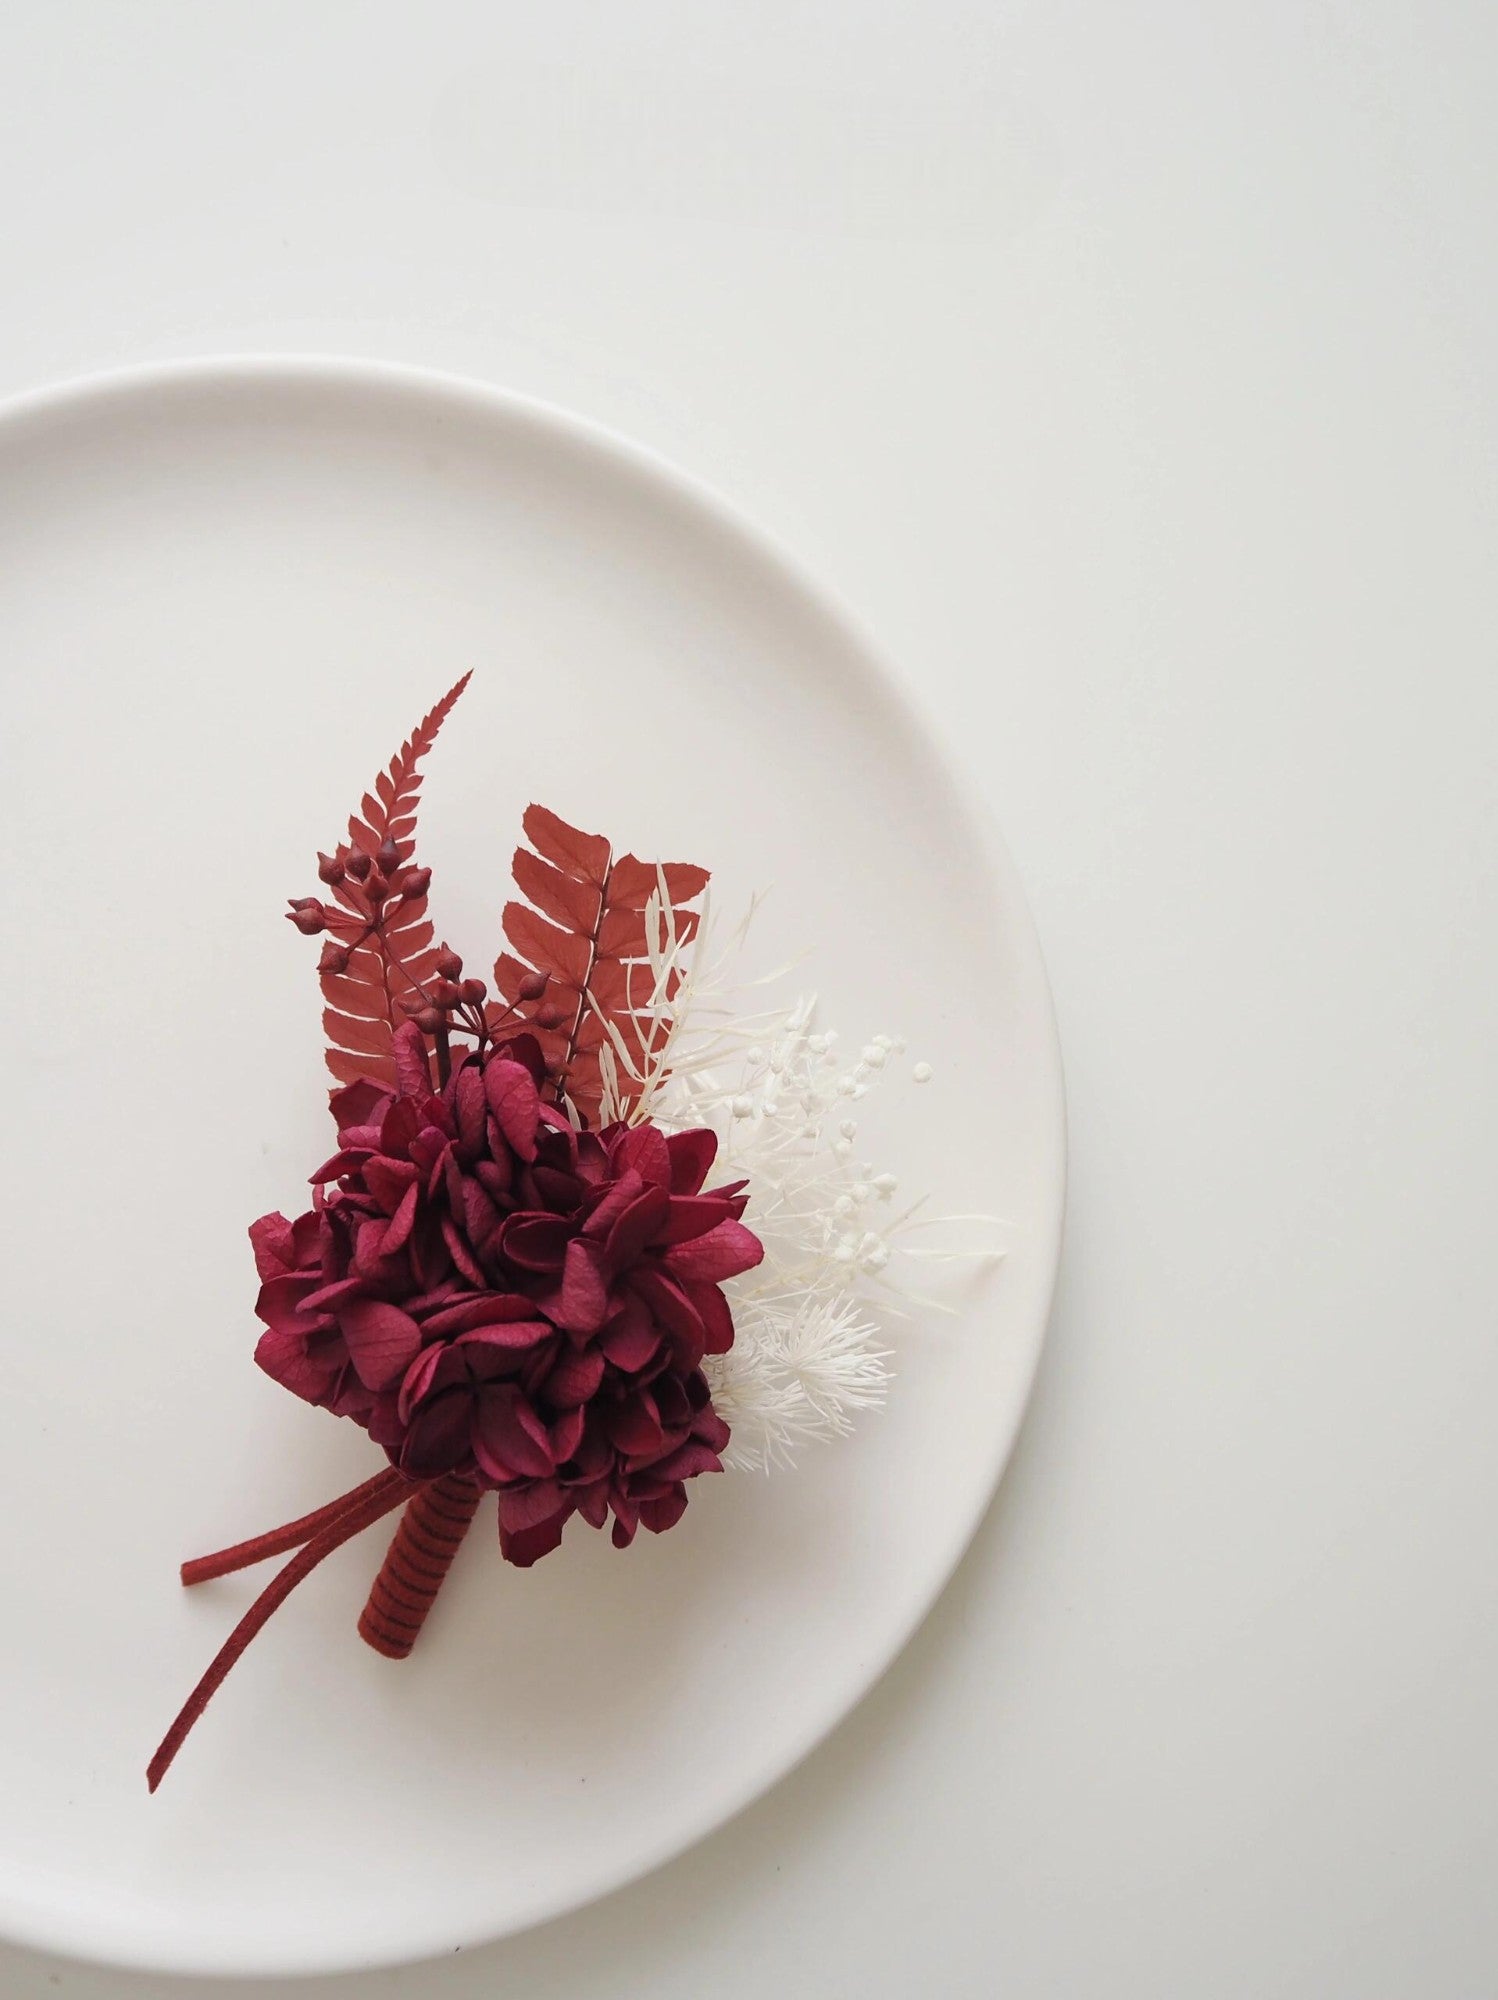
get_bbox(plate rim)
[0,353,1067,1976]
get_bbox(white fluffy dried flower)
[591,889,996,1475]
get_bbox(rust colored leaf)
[326,1045,383,1088]
[522,804,611,884]
[322,1008,395,1058]
[606,855,710,909]
[491,806,708,1125]
[501,902,593,988]
[510,847,598,932]
[307,674,470,1093]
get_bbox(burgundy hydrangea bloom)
[251,1021,761,1564]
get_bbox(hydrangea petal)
[547,1345,607,1406]
[606,1186,672,1267]
[549,1405,586,1464]
[363,1156,419,1216]
[662,1218,764,1283]
[393,1019,433,1099]
[253,1273,321,1336]
[652,1438,724,1482]
[248,1211,297,1280]
[501,1214,572,1271]
[452,1064,487,1155]
[664,1127,717,1196]
[682,1277,736,1356]
[329,1076,389,1132]
[484,1058,541,1162]
[254,1324,337,1404]
[497,1500,571,1567]
[496,1479,565,1532]
[379,1179,420,1258]
[440,1215,486,1288]
[548,1237,610,1336]
[472,1385,555,1482]
[400,1389,474,1478]
[627,1267,706,1371]
[580,1166,639,1230]
[598,1297,661,1372]
[341,1297,423,1392]
[419,1292,538,1338]
[616,1123,671,1189]
[639,1487,690,1535]
[455,1317,552,1355]
[606,1393,664,1457]
[652,1194,738,1246]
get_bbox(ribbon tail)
[148,1475,412,1791]
[178,1467,408,1585]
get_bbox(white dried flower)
[706,1294,889,1473]
[581,888,997,1474]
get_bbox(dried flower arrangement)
[148,676,983,1789]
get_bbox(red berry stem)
[358,1475,483,1660]
[148,1474,414,1792]
[178,1468,408,1585]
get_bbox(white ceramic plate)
[0,359,1064,1976]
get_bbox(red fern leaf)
[299,674,470,1093]
[490,804,708,1125]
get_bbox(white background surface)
[0,2,1492,1994]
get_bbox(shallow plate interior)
[0,360,1063,1976]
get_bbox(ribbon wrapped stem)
[358,1474,484,1659]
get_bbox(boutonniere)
[150,675,980,1789]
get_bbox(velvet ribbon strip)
[148,1470,482,1790]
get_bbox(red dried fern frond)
[491,804,708,1125]
[298,674,470,1091]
